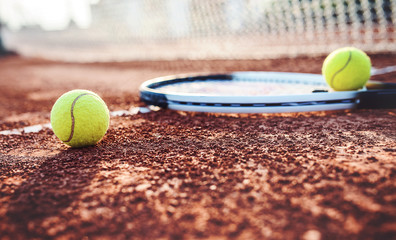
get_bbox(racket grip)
[357,89,396,109]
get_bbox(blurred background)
[0,0,395,62]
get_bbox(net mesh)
[1,0,395,62]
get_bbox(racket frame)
[139,72,391,113]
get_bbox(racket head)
[139,72,362,113]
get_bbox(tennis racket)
[139,72,396,113]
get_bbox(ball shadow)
[6,145,105,238]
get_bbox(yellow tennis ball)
[50,89,110,148]
[322,47,371,91]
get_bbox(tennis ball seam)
[330,50,352,88]
[64,93,96,143]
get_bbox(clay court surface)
[0,54,395,239]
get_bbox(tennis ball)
[322,47,371,91]
[50,89,110,148]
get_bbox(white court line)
[0,106,155,136]
[0,123,51,136]
[371,66,396,76]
